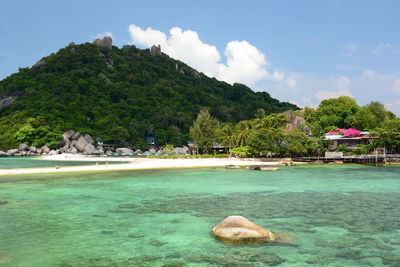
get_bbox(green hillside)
[0,41,297,150]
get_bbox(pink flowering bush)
[327,128,360,137]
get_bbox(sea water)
[0,163,399,266]
[0,157,113,169]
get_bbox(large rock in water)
[212,216,276,242]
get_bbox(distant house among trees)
[325,128,378,150]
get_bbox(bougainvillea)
[327,128,361,137]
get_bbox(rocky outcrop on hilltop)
[150,44,161,56]
[93,36,113,49]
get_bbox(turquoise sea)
[0,160,399,266]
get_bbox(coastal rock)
[134,149,143,155]
[69,147,78,154]
[212,215,276,242]
[18,143,29,151]
[75,136,88,152]
[84,134,94,145]
[0,151,7,157]
[36,148,42,155]
[7,149,19,156]
[83,143,95,154]
[96,146,104,153]
[41,145,50,154]
[91,149,101,155]
[71,132,81,140]
[149,148,156,154]
[48,150,57,156]
[225,165,240,169]
[116,148,133,155]
[62,130,75,149]
[156,150,163,155]
[29,146,37,153]
[93,36,112,49]
[174,147,188,155]
[63,130,75,140]
[150,44,161,56]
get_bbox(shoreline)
[0,157,283,176]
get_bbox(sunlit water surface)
[0,161,399,266]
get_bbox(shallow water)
[0,157,123,169]
[0,164,399,266]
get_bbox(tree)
[374,118,400,152]
[315,96,359,131]
[248,128,283,156]
[281,129,308,156]
[345,106,377,130]
[217,123,236,150]
[189,108,219,153]
[366,101,390,127]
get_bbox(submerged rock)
[212,215,276,242]
[225,165,240,169]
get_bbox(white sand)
[0,156,279,176]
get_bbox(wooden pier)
[293,154,400,166]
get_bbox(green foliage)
[373,118,400,149]
[0,43,297,150]
[190,108,219,153]
[304,97,394,134]
[162,144,174,152]
[248,128,283,156]
[351,145,368,155]
[229,146,252,157]
[281,130,308,156]
[336,144,349,153]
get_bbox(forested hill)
[0,39,297,149]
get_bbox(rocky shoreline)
[0,130,191,157]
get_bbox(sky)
[1,0,399,114]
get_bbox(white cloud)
[335,76,351,89]
[128,24,293,87]
[392,79,400,93]
[343,42,358,57]
[373,43,397,54]
[362,69,376,78]
[315,89,353,102]
[94,32,113,39]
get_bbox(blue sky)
[1,0,399,113]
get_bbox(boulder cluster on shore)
[0,130,191,157]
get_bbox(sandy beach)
[0,155,281,176]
